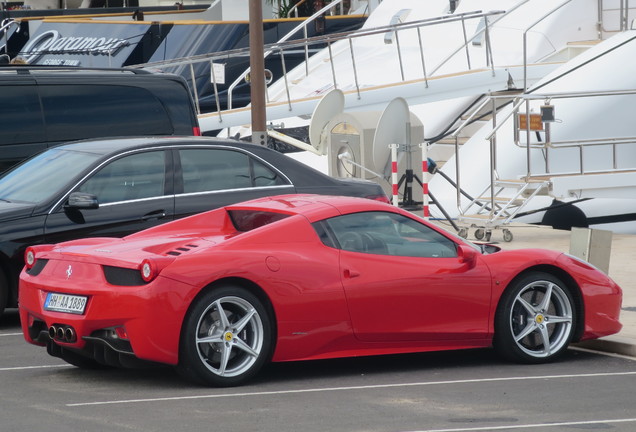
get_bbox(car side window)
[179,148,287,193]
[78,151,166,204]
[39,85,173,141]
[320,211,458,258]
[0,85,46,146]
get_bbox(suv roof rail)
[0,65,153,75]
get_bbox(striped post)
[390,144,399,206]
[421,143,430,219]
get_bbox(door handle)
[141,210,167,221]
[343,269,360,279]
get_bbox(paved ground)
[434,220,636,356]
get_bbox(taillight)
[25,247,36,270]
[193,126,201,136]
[24,245,54,270]
[140,259,156,283]
[114,326,129,340]
[138,256,175,283]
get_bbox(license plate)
[44,292,88,315]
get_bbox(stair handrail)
[522,0,574,90]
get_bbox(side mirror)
[457,243,478,267]
[66,192,99,210]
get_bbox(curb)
[574,336,636,358]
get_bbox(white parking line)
[571,346,636,361]
[407,418,636,432]
[67,370,636,407]
[405,418,636,431]
[0,364,72,371]
[0,332,23,337]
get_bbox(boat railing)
[427,0,529,78]
[600,0,631,33]
[225,0,350,110]
[522,0,574,89]
[289,0,346,18]
[136,8,507,115]
[508,89,636,177]
[449,88,636,221]
[453,88,636,215]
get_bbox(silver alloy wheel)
[195,296,264,378]
[509,280,573,359]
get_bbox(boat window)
[472,17,489,46]
[384,9,412,44]
[319,211,458,258]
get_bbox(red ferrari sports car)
[19,194,622,386]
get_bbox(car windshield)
[0,148,101,204]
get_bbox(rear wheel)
[177,286,273,386]
[494,272,576,363]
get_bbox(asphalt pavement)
[436,220,636,357]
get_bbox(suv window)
[79,151,167,204]
[39,85,174,141]
[179,148,288,193]
[0,85,45,145]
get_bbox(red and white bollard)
[420,143,430,220]
[390,144,400,206]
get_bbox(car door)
[43,150,175,242]
[173,147,296,219]
[322,211,493,343]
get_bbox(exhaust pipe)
[64,327,75,343]
[48,325,77,342]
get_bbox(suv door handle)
[141,210,167,221]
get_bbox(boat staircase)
[453,86,636,242]
[456,178,551,242]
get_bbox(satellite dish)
[372,97,410,176]
[309,89,344,155]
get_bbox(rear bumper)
[19,271,192,366]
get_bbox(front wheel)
[494,272,576,363]
[177,286,273,386]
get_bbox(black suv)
[0,136,389,316]
[0,66,200,171]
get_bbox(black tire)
[494,271,576,363]
[177,286,273,387]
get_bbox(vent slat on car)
[164,243,200,257]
